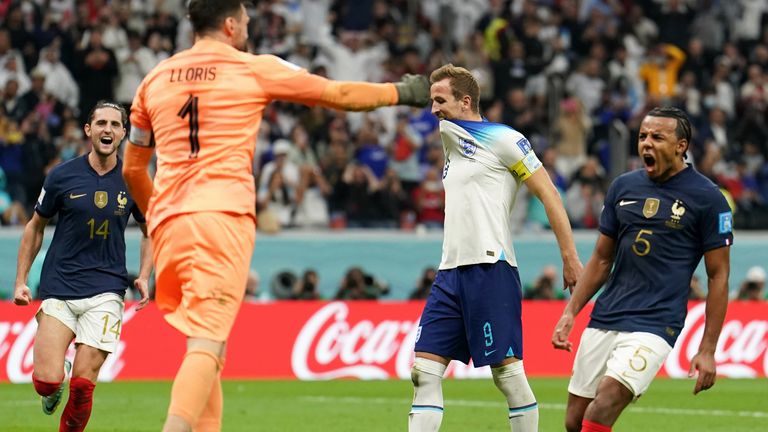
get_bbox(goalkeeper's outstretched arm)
[317,74,431,111]
[122,128,154,216]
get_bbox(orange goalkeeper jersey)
[130,40,338,233]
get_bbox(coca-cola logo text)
[665,303,768,378]
[291,302,490,380]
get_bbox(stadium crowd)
[1,0,768,231]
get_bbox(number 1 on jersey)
[178,94,200,158]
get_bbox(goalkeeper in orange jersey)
[121,1,430,431]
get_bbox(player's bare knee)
[564,414,582,432]
[591,391,629,418]
[33,367,64,383]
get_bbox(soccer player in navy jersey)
[408,64,583,432]
[551,107,733,432]
[13,100,152,432]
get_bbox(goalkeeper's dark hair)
[187,0,251,36]
[646,106,692,144]
[87,100,128,126]
[429,64,480,114]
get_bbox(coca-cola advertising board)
[1,301,766,382]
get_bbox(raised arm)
[551,233,616,351]
[255,55,430,111]
[13,213,49,305]
[524,168,583,290]
[689,245,730,395]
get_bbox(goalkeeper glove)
[394,74,430,107]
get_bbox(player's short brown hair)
[188,0,249,35]
[87,100,127,126]
[429,64,480,113]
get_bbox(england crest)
[459,137,477,157]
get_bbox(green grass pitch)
[1,378,766,431]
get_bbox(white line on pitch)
[299,396,768,418]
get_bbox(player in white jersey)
[408,64,583,432]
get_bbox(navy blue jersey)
[35,155,145,300]
[589,166,733,346]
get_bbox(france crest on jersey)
[438,119,542,270]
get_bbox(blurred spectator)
[389,111,424,194]
[0,28,28,91]
[354,115,389,179]
[411,166,444,229]
[334,266,389,300]
[554,97,591,180]
[0,106,25,203]
[338,162,381,228]
[292,269,321,300]
[74,27,118,123]
[409,267,437,300]
[19,112,56,213]
[0,53,30,96]
[314,26,388,82]
[293,163,332,229]
[258,139,301,228]
[565,158,606,229]
[736,266,766,301]
[0,165,27,225]
[376,168,410,229]
[502,87,538,139]
[638,43,686,102]
[710,57,737,118]
[115,30,159,108]
[1,78,22,120]
[524,265,560,300]
[35,44,80,111]
[566,58,605,115]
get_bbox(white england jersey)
[438,119,542,270]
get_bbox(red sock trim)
[582,419,612,432]
[32,375,62,397]
[59,377,96,432]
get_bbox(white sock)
[492,361,539,432]
[408,357,447,432]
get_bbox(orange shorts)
[152,212,256,341]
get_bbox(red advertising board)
[1,301,766,382]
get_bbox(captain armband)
[509,153,542,182]
[129,126,154,147]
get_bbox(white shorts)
[38,293,125,353]
[568,328,672,399]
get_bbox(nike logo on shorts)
[619,200,637,206]
[484,349,497,356]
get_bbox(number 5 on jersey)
[632,229,653,256]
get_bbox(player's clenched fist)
[394,74,430,107]
[13,284,32,306]
[551,312,574,352]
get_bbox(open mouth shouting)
[642,153,656,175]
